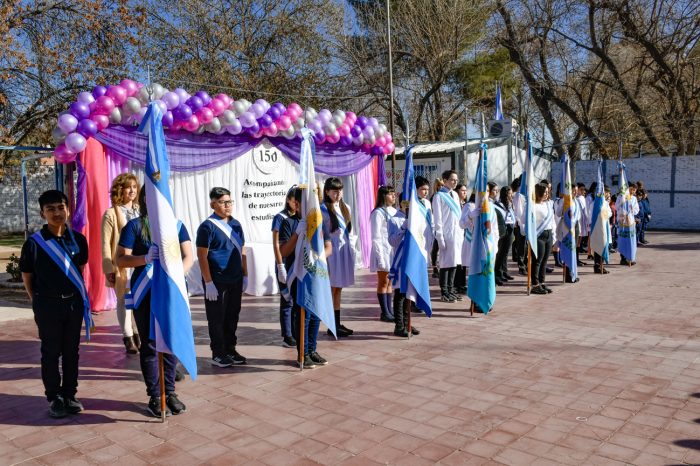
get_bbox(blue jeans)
[276,269,293,338]
[291,281,320,356]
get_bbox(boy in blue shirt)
[20,190,89,418]
[196,187,248,368]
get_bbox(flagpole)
[405,298,411,340]
[527,246,532,295]
[562,263,566,283]
[299,308,305,370]
[158,353,166,422]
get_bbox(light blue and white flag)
[138,102,197,380]
[590,161,611,263]
[617,162,637,262]
[520,132,538,259]
[494,83,504,120]
[467,144,496,313]
[396,146,432,316]
[558,154,577,279]
[291,128,336,336]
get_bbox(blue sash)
[208,215,242,256]
[31,230,92,340]
[321,203,350,238]
[124,263,153,310]
[438,189,461,219]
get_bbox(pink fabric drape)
[356,158,378,268]
[79,139,112,312]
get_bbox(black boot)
[403,299,418,336]
[378,294,392,322]
[393,291,408,337]
[336,310,352,336]
[384,293,394,321]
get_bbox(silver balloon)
[238,99,251,111]
[333,113,345,127]
[151,83,166,100]
[136,86,150,104]
[109,107,122,124]
[220,109,236,125]
[293,117,305,130]
[324,122,337,135]
[375,125,386,138]
[232,101,247,117]
[123,97,142,116]
[205,117,221,133]
[195,125,205,135]
[304,107,317,122]
[52,126,67,144]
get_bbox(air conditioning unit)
[487,118,517,138]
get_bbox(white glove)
[276,263,287,283]
[242,276,248,292]
[295,219,307,236]
[144,245,159,264]
[204,281,218,301]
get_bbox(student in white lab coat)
[370,185,397,323]
[432,170,464,302]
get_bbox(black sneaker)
[309,352,328,365]
[147,396,172,418]
[229,350,247,365]
[166,393,187,415]
[503,273,514,280]
[48,397,67,418]
[175,368,185,381]
[282,336,297,348]
[339,324,354,335]
[440,295,455,303]
[380,314,394,322]
[542,285,553,294]
[450,293,463,301]
[531,286,547,295]
[410,326,420,336]
[393,327,409,337]
[64,396,83,414]
[302,355,317,369]
[211,355,234,367]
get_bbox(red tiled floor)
[1,231,700,465]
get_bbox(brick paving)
[1,231,699,465]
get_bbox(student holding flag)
[272,187,298,349]
[616,164,639,266]
[117,188,193,417]
[20,190,91,419]
[530,182,556,294]
[370,185,398,323]
[432,170,464,302]
[554,154,579,283]
[197,187,248,367]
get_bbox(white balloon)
[123,97,141,116]
[109,107,122,124]
[151,83,165,99]
[220,109,236,125]
[293,118,305,130]
[205,117,221,133]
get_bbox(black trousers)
[513,225,527,269]
[133,291,177,397]
[530,230,553,286]
[454,265,467,291]
[203,280,243,358]
[495,226,514,278]
[439,267,456,294]
[593,252,605,272]
[431,241,439,270]
[33,294,84,401]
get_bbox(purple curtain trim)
[71,157,87,232]
[95,125,380,176]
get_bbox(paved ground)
[1,231,699,466]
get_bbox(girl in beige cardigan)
[102,174,141,353]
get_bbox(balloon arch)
[52,79,395,163]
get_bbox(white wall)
[550,155,700,230]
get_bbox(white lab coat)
[459,202,476,266]
[575,195,588,235]
[370,206,397,272]
[432,189,464,268]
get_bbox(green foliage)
[5,254,21,282]
[454,48,518,112]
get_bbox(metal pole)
[386,0,396,186]
[158,353,166,422]
[21,159,29,240]
[299,308,305,371]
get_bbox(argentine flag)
[520,133,538,259]
[291,129,336,336]
[590,161,611,263]
[616,162,637,262]
[494,83,504,120]
[138,103,198,380]
[467,144,496,313]
[558,154,577,279]
[396,147,432,316]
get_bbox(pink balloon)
[106,85,127,105]
[170,120,184,131]
[278,115,292,130]
[376,136,387,147]
[90,114,110,131]
[54,143,77,163]
[94,96,115,115]
[208,98,226,116]
[215,94,232,107]
[195,108,211,124]
[120,79,139,97]
[327,132,340,144]
[338,123,351,136]
[264,122,278,136]
[385,132,393,142]
[184,115,200,132]
[385,142,395,153]
[287,102,302,117]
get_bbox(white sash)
[124,263,153,310]
[208,215,242,256]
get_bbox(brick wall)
[550,155,700,230]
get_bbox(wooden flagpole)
[562,263,567,283]
[158,353,166,422]
[600,256,605,274]
[527,244,532,295]
[405,298,411,339]
[469,301,474,316]
[298,308,305,370]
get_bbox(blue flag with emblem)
[520,132,538,259]
[494,83,504,120]
[467,144,496,313]
[290,128,336,336]
[558,154,577,280]
[138,102,197,380]
[395,146,432,316]
[590,161,611,263]
[616,162,637,262]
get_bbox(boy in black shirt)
[19,190,89,418]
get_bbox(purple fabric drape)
[356,160,376,268]
[95,125,381,176]
[71,158,87,232]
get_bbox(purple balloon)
[76,118,97,138]
[174,88,189,102]
[77,92,95,104]
[371,146,384,156]
[195,91,211,105]
[162,111,174,127]
[162,91,180,110]
[92,85,107,99]
[313,132,326,145]
[350,125,362,137]
[250,103,265,119]
[368,117,379,129]
[69,102,91,120]
[248,121,260,134]
[186,96,204,112]
[259,114,273,128]
[255,99,270,111]
[317,109,332,125]
[239,111,257,128]
[339,135,353,146]
[308,120,323,134]
[226,120,242,135]
[58,114,79,133]
[173,103,193,121]
[65,132,87,153]
[356,116,369,129]
[267,106,282,120]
